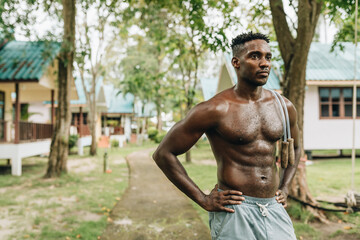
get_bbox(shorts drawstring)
[256,203,269,217]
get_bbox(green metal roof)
[0,41,60,81]
[70,76,104,105]
[307,42,360,81]
[103,84,134,114]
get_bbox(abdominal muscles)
[218,161,280,198]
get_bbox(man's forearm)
[153,151,207,209]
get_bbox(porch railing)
[0,120,6,142]
[71,124,91,137]
[78,124,90,136]
[113,126,124,135]
[19,121,53,141]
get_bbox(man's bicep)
[160,119,206,156]
[159,103,218,156]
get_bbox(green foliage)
[107,120,119,127]
[155,132,167,143]
[111,139,119,148]
[325,0,360,20]
[147,127,159,141]
[331,12,360,51]
[117,0,240,130]
[68,134,78,149]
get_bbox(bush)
[68,135,78,149]
[111,139,119,148]
[148,127,158,141]
[155,132,167,143]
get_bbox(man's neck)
[234,80,264,101]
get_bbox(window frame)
[319,87,360,119]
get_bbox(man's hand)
[276,189,288,207]
[203,184,244,213]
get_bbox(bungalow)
[0,40,78,176]
[102,84,156,146]
[203,42,360,152]
[102,85,134,146]
[68,77,107,155]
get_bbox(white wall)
[303,85,360,150]
[28,102,50,123]
[124,116,131,141]
[0,140,51,176]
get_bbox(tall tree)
[75,0,120,155]
[118,42,160,144]
[170,0,238,162]
[121,2,178,132]
[248,0,359,221]
[125,0,239,160]
[268,0,323,219]
[45,0,76,177]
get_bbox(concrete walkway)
[101,148,210,240]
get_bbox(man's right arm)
[152,101,244,213]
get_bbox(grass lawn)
[181,140,360,240]
[0,142,155,240]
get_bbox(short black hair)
[231,32,270,56]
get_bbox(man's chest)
[214,101,284,144]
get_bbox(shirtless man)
[153,32,299,240]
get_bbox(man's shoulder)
[201,89,232,112]
[190,90,231,120]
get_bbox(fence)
[19,121,53,141]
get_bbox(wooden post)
[51,89,55,126]
[14,83,20,144]
[79,106,83,137]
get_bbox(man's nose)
[259,58,270,68]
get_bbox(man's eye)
[251,54,258,59]
[266,56,272,61]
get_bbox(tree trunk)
[90,117,97,155]
[156,105,162,131]
[45,0,75,178]
[270,0,328,222]
[89,93,97,156]
[141,117,146,143]
[136,117,142,145]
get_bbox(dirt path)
[101,149,210,240]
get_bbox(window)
[319,87,360,119]
[71,112,88,125]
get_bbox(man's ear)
[231,57,240,68]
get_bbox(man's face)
[232,39,272,86]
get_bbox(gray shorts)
[208,194,296,240]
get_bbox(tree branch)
[269,0,295,64]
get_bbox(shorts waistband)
[218,189,277,206]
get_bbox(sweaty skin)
[153,39,301,213]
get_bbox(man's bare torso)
[205,88,283,198]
